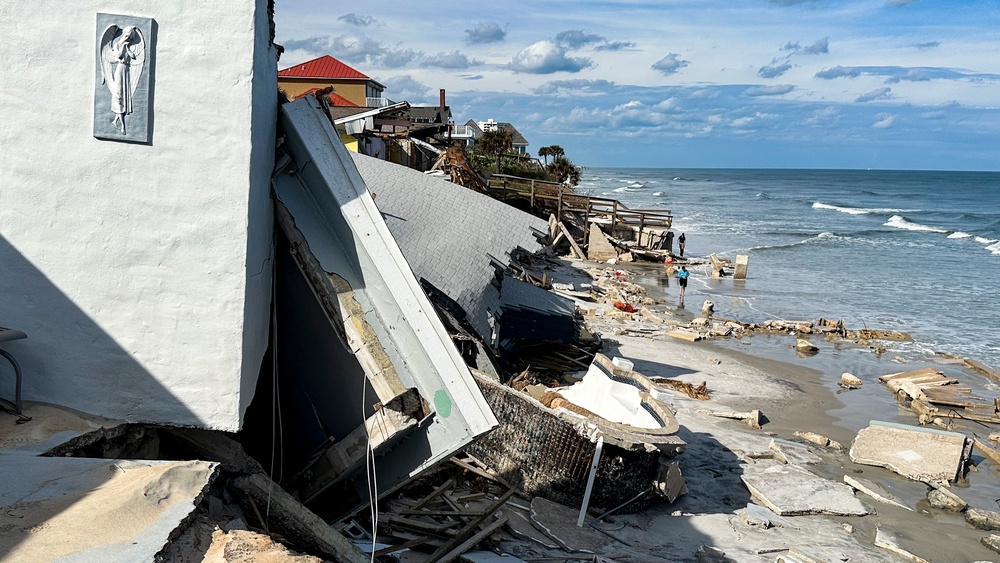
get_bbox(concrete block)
[850,421,969,482]
[740,464,871,516]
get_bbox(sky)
[275,1,1000,171]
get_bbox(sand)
[517,258,1000,562]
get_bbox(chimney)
[439,89,446,111]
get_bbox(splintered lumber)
[411,477,456,511]
[231,473,369,563]
[652,378,710,400]
[975,437,1000,466]
[879,368,991,410]
[559,221,586,260]
[424,489,516,562]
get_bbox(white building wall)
[0,1,277,430]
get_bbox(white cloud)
[873,114,897,128]
[856,87,892,102]
[509,41,593,74]
[651,54,690,76]
[744,84,795,96]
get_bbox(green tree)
[538,146,551,165]
[546,155,581,186]
[538,145,564,166]
[475,128,514,174]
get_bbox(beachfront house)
[278,54,386,107]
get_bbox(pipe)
[577,435,604,527]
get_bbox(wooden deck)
[486,174,673,250]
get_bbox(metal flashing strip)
[273,97,497,492]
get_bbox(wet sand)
[545,257,1000,562]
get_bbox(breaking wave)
[743,231,845,252]
[812,202,909,215]
[948,231,972,239]
[988,241,1000,256]
[884,215,948,233]
[652,191,663,196]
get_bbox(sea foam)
[813,202,909,215]
[948,231,972,239]
[813,202,869,215]
[884,215,948,233]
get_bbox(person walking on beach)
[678,232,686,257]
[677,265,689,305]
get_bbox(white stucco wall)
[0,1,277,430]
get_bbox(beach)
[520,255,1000,562]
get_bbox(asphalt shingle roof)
[351,153,551,345]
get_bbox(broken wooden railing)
[486,174,672,250]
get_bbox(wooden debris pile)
[878,367,1000,427]
[345,453,648,561]
[429,146,489,193]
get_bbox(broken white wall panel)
[849,421,970,483]
[272,97,498,500]
[0,1,278,430]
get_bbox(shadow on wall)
[0,235,200,426]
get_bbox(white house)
[0,0,278,431]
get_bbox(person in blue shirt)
[677,266,689,304]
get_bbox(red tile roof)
[290,87,360,107]
[278,55,370,80]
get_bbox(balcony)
[366,97,395,108]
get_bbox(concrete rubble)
[873,526,930,563]
[842,475,911,510]
[740,464,871,516]
[849,420,971,482]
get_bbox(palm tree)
[538,146,551,165]
[475,128,514,174]
[548,145,565,159]
[546,155,581,186]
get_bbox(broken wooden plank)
[559,221,586,260]
[371,535,433,557]
[435,516,509,563]
[450,457,501,483]
[384,516,461,536]
[424,490,516,562]
[975,437,1000,466]
[231,473,370,563]
[411,477,456,511]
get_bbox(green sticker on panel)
[434,389,452,418]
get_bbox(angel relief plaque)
[94,14,155,143]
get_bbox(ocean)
[577,168,1000,370]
